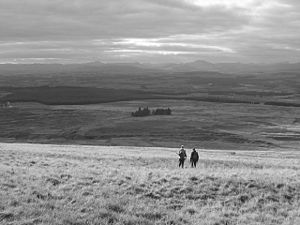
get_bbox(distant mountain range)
[1,60,300,74]
[150,60,300,74]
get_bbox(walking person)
[178,145,187,168]
[190,148,199,168]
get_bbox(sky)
[0,0,300,64]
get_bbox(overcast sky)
[0,0,300,64]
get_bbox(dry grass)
[0,143,299,225]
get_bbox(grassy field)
[0,100,299,150]
[0,71,299,150]
[0,143,299,225]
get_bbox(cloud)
[186,0,258,8]
[112,38,235,53]
[0,0,299,63]
[106,49,197,56]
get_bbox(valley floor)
[0,143,299,225]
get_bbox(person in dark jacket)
[190,148,199,168]
[178,145,187,168]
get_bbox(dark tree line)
[131,107,151,117]
[152,108,171,115]
[131,107,172,117]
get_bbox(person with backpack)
[178,145,187,168]
[190,148,199,168]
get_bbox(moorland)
[0,62,299,150]
[0,62,299,225]
[0,143,299,225]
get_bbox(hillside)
[0,143,299,225]
[0,65,299,150]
